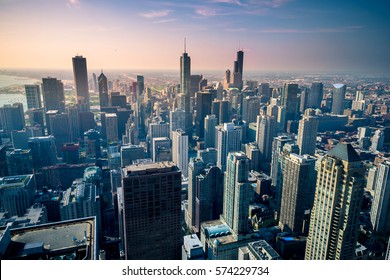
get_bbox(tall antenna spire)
[184,37,186,53]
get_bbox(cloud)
[195,8,218,16]
[226,28,247,32]
[67,0,80,8]
[210,0,247,6]
[258,26,364,33]
[140,9,172,18]
[153,18,176,24]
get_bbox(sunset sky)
[0,0,389,74]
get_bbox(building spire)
[184,37,186,53]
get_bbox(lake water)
[0,74,39,111]
[0,74,39,89]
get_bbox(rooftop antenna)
[184,37,187,53]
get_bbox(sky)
[0,0,389,74]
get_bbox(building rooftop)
[328,142,361,162]
[0,175,33,189]
[124,161,178,176]
[1,217,96,260]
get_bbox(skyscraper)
[307,82,323,109]
[297,109,319,156]
[28,136,58,169]
[66,105,80,141]
[371,129,384,152]
[172,129,189,177]
[0,103,25,132]
[180,40,192,135]
[222,152,252,235]
[279,153,316,233]
[232,50,244,90]
[242,96,261,123]
[105,113,118,142]
[331,84,346,115]
[281,83,299,126]
[256,115,276,171]
[6,149,33,176]
[136,75,144,97]
[245,142,260,172]
[370,162,390,235]
[42,77,65,113]
[169,109,186,139]
[48,113,71,156]
[204,114,218,148]
[195,90,212,138]
[98,71,109,109]
[305,143,364,260]
[216,123,242,172]
[270,135,294,186]
[72,55,90,112]
[120,145,145,167]
[152,137,171,162]
[25,85,42,110]
[122,161,182,259]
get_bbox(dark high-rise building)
[219,99,230,124]
[190,74,202,96]
[84,129,101,159]
[66,105,80,140]
[72,55,90,112]
[232,50,244,90]
[48,113,71,156]
[180,40,192,135]
[78,111,95,136]
[28,108,45,135]
[281,83,299,125]
[122,161,182,259]
[331,84,346,115]
[211,100,220,124]
[136,75,144,97]
[28,136,58,169]
[195,90,212,138]
[25,85,42,110]
[6,149,33,176]
[120,145,145,167]
[98,72,109,109]
[42,77,65,113]
[0,103,25,132]
[307,82,323,109]
[186,149,223,233]
[279,153,316,233]
[0,145,9,177]
[92,73,98,93]
[62,143,80,164]
[305,143,364,260]
[111,94,127,108]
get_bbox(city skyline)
[0,0,389,74]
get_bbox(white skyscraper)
[371,129,384,152]
[172,129,189,177]
[216,123,242,172]
[305,143,364,260]
[297,109,318,156]
[370,162,390,235]
[256,115,276,170]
